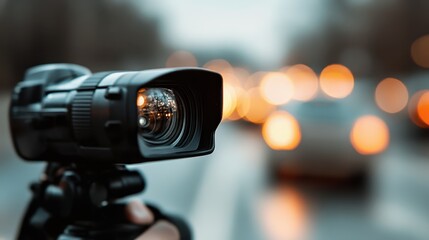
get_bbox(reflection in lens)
[137,88,179,143]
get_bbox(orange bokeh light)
[221,70,242,88]
[285,64,318,102]
[260,72,294,105]
[165,50,197,67]
[350,115,389,155]
[417,91,429,126]
[262,111,301,150]
[233,67,251,82]
[222,69,246,121]
[375,78,408,113]
[227,87,246,121]
[203,59,232,73]
[408,90,429,128]
[259,187,309,240]
[245,71,268,89]
[411,35,429,68]
[319,64,354,99]
[222,83,238,120]
[239,88,275,124]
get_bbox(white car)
[265,81,389,179]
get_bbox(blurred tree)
[284,0,429,79]
[0,0,167,89]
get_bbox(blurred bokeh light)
[203,59,232,74]
[240,88,275,124]
[319,64,354,99]
[259,187,308,240]
[375,77,409,114]
[409,90,429,128]
[165,50,198,67]
[262,111,301,150]
[260,72,294,105]
[222,82,238,119]
[417,91,429,126]
[284,64,319,102]
[350,115,389,155]
[411,35,429,68]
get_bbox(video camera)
[10,64,223,240]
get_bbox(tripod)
[17,163,191,240]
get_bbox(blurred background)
[2,0,429,239]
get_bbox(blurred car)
[263,81,389,180]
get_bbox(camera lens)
[137,88,182,144]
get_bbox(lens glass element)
[137,88,180,144]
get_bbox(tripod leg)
[17,197,43,240]
[18,196,68,240]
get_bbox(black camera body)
[10,64,223,164]
[11,64,222,240]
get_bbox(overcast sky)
[134,0,325,69]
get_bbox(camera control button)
[105,87,122,100]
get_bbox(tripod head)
[35,163,144,218]
[19,163,191,240]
